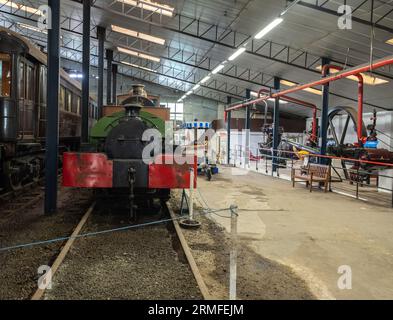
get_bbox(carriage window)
[66,90,72,112]
[26,65,34,101]
[39,66,47,105]
[71,93,77,113]
[59,86,65,110]
[19,62,25,99]
[0,53,12,97]
[76,96,81,115]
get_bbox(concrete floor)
[195,166,393,300]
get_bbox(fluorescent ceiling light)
[18,23,47,34]
[111,25,165,45]
[0,0,43,15]
[69,73,83,79]
[212,64,225,74]
[315,65,388,86]
[228,47,246,61]
[255,18,283,40]
[280,79,322,95]
[186,91,192,96]
[118,0,174,17]
[117,46,160,62]
[193,84,200,90]
[121,60,157,73]
[200,75,211,84]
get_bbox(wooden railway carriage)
[0,28,97,191]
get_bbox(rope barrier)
[0,196,240,253]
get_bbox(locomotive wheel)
[206,168,212,181]
[7,170,22,191]
[32,162,41,183]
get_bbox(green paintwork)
[90,110,165,144]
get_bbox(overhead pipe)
[321,64,364,143]
[257,88,319,144]
[225,55,393,119]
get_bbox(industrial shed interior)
[1,0,393,302]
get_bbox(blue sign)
[182,122,211,129]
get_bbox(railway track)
[0,174,64,218]
[0,180,45,218]
[30,199,210,300]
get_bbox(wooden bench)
[291,163,331,192]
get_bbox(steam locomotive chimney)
[122,84,147,118]
[124,103,142,118]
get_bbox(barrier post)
[265,152,268,174]
[189,168,194,221]
[391,184,393,208]
[256,148,259,171]
[229,205,238,300]
[179,168,201,229]
[356,167,359,199]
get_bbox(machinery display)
[264,105,393,183]
[63,85,196,220]
[325,106,393,182]
[0,28,97,192]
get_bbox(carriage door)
[18,58,36,139]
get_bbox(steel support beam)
[45,0,60,215]
[81,0,91,143]
[227,96,232,165]
[272,77,280,173]
[320,57,330,162]
[106,49,113,105]
[112,64,118,104]
[97,26,105,118]
[0,11,391,111]
[290,0,393,35]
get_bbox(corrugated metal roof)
[1,0,393,117]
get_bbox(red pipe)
[226,55,393,112]
[257,88,319,143]
[321,65,364,143]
